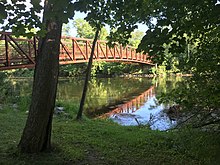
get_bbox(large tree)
[18,1,63,153]
[2,0,75,153]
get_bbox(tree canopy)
[102,0,220,126]
[133,0,220,125]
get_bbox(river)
[6,76,184,130]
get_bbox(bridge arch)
[0,32,154,70]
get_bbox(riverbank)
[0,106,219,164]
[1,64,193,79]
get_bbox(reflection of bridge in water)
[99,86,155,118]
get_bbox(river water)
[7,76,183,130]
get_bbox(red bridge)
[0,32,153,70]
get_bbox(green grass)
[0,105,220,165]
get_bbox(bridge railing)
[0,32,152,70]
[59,36,152,65]
[0,32,36,70]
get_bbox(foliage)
[59,61,145,77]
[91,62,134,77]
[0,0,7,24]
[105,0,220,126]
[106,0,219,75]
[59,64,87,77]
[0,74,32,111]
[62,23,71,36]
[129,30,144,48]
[0,72,11,103]
[1,0,43,36]
[73,18,95,39]
[55,100,80,118]
[141,1,220,123]
[1,63,147,79]
[73,18,108,40]
[152,65,167,76]
[1,0,75,37]
[4,68,34,78]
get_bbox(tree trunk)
[18,1,62,153]
[76,28,100,120]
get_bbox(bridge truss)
[0,32,153,70]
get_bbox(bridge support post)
[106,44,108,59]
[120,45,123,59]
[125,47,128,59]
[5,35,9,67]
[86,41,88,59]
[131,49,133,60]
[72,39,76,61]
[113,45,116,59]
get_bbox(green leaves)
[1,0,43,36]
[1,0,78,37]
[73,18,108,40]
[0,5,7,24]
[43,0,75,24]
[31,0,43,12]
[74,18,95,39]
[129,30,144,48]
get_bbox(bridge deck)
[0,32,153,70]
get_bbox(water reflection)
[4,76,183,130]
[56,78,153,117]
[100,86,154,117]
[99,86,176,130]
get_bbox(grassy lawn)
[0,106,220,165]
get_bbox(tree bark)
[76,28,100,120]
[18,0,62,153]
